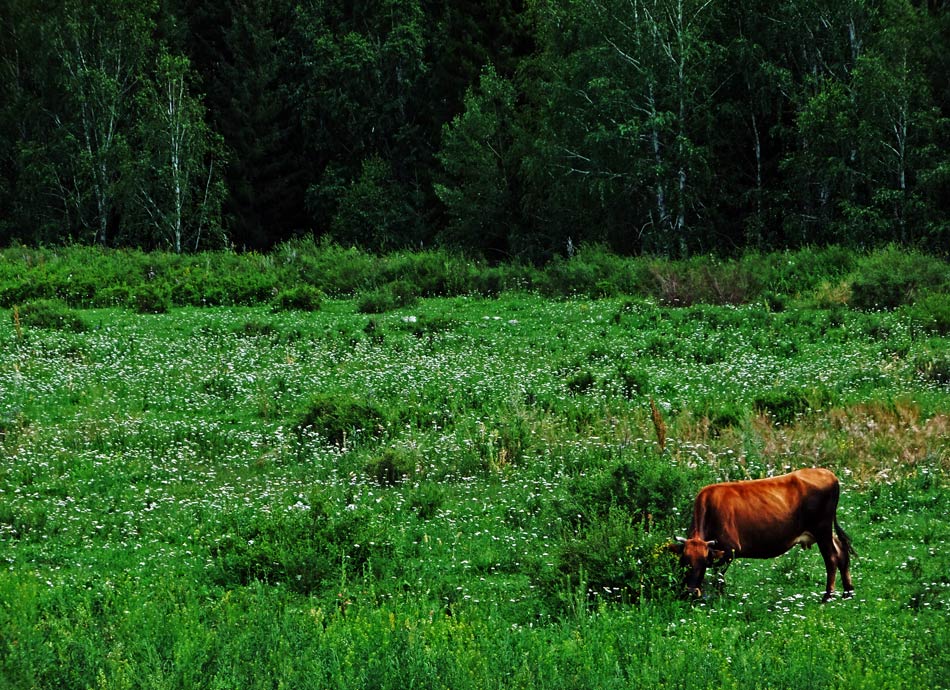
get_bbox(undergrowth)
[1,242,946,312]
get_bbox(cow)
[669,468,855,602]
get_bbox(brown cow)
[669,468,855,601]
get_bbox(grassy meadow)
[1,246,949,688]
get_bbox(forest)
[1,0,948,259]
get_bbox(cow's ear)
[710,548,727,563]
[666,541,685,555]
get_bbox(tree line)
[1,0,947,259]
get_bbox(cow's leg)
[835,535,854,598]
[817,537,839,602]
[833,520,855,598]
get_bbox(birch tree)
[133,51,225,252]
[52,0,154,245]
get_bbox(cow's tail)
[834,519,857,557]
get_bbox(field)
[2,288,949,688]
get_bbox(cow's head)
[668,537,725,598]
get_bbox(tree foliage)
[0,0,947,255]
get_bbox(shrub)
[532,509,680,614]
[649,257,763,306]
[133,283,171,314]
[914,345,950,385]
[408,483,445,520]
[356,281,419,314]
[395,313,459,338]
[555,456,692,528]
[537,245,653,297]
[296,393,387,446]
[850,246,948,310]
[752,388,827,425]
[905,293,950,336]
[14,300,87,331]
[283,238,379,295]
[698,400,746,434]
[617,366,650,398]
[383,250,478,297]
[365,446,418,485]
[272,284,323,312]
[566,370,596,394]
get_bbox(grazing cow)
[669,468,855,601]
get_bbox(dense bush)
[271,284,323,312]
[356,281,419,313]
[906,294,950,336]
[533,509,681,614]
[537,245,652,297]
[296,393,387,446]
[133,283,172,314]
[850,246,949,310]
[365,446,419,485]
[752,388,830,425]
[553,457,693,529]
[14,299,87,331]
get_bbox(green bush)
[532,509,679,614]
[14,299,87,331]
[555,456,692,528]
[752,388,827,425]
[133,283,171,314]
[905,293,950,336]
[383,250,479,297]
[365,446,418,485]
[566,370,596,394]
[698,400,746,434]
[914,344,950,385]
[356,281,419,314]
[850,246,948,310]
[407,483,445,520]
[296,393,387,446]
[536,245,652,297]
[272,284,323,311]
[617,366,650,398]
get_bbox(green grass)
[1,293,948,689]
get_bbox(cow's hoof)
[821,593,834,603]
[842,590,855,600]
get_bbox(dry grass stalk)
[650,397,667,453]
[12,305,22,340]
